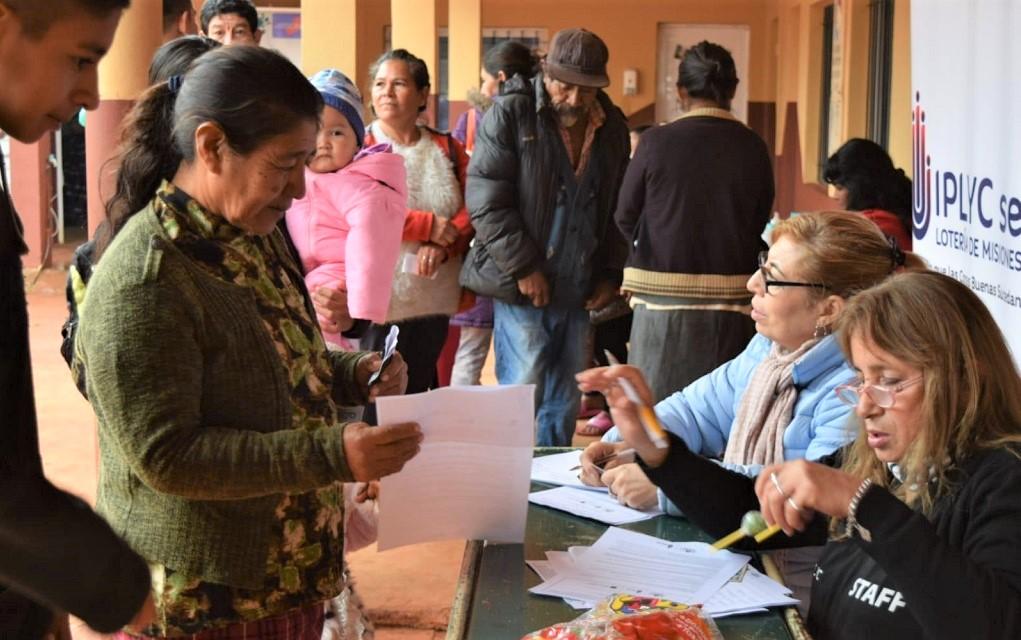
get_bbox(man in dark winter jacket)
[462,28,629,446]
[0,1,153,636]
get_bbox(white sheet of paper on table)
[530,450,609,492]
[529,527,749,607]
[376,385,534,550]
[531,534,795,617]
[528,486,662,525]
[703,565,799,616]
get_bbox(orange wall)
[469,0,775,113]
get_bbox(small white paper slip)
[530,450,609,492]
[526,560,557,582]
[529,486,662,525]
[400,251,438,279]
[367,325,399,386]
[377,385,535,550]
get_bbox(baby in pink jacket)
[286,69,408,348]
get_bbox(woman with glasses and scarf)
[602,270,1021,639]
[578,211,923,608]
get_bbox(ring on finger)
[769,471,788,498]
[786,495,803,513]
[771,472,804,514]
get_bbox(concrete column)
[8,138,52,268]
[447,0,482,129]
[85,1,162,236]
[301,0,358,78]
[390,0,438,125]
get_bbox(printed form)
[529,527,749,606]
[529,486,662,525]
[376,385,534,550]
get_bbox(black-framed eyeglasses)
[757,251,828,296]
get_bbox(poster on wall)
[258,9,301,69]
[911,0,1021,362]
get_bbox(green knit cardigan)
[78,205,367,589]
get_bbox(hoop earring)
[813,324,832,339]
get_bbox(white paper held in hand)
[376,385,535,549]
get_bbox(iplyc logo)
[912,91,931,239]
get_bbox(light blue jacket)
[604,333,857,514]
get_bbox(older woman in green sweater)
[77,46,421,638]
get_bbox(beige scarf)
[723,339,820,466]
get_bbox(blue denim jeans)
[493,301,590,446]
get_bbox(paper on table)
[529,527,748,606]
[530,450,608,491]
[377,385,534,550]
[529,486,662,525]
[527,560,557,582]
[703,565,799,617]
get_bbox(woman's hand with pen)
[577,441,628,486]
[576,365,669,468]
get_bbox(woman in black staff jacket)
[583,270,1021,639]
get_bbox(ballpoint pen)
[569,448,635,472]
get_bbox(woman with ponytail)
[76,46,422,637]
[615,40,775,406]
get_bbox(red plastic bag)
[521,594,722,640]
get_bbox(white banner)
[911,1,1021,363]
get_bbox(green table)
[446,449,802,640]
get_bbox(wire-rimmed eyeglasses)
[834,376,924,409]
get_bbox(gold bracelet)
[844,477,874,542]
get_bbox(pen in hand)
[602,350,669,449]
[570,448,636,472]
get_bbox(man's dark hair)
[199,0,258,34]
[162,0,193,34]
[3,0,129,37]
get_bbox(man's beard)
[554,104,586,127]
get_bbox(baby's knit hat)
[310,68,366,147]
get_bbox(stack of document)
[527,527,799,617]
[529,450,662,525]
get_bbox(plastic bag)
[521,594,723,640]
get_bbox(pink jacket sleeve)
[332,180,407,323]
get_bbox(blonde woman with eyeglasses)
[608,270,1021,639]
[578,211,924,607]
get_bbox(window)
[818,3,837,181]
[866,0,895,148]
